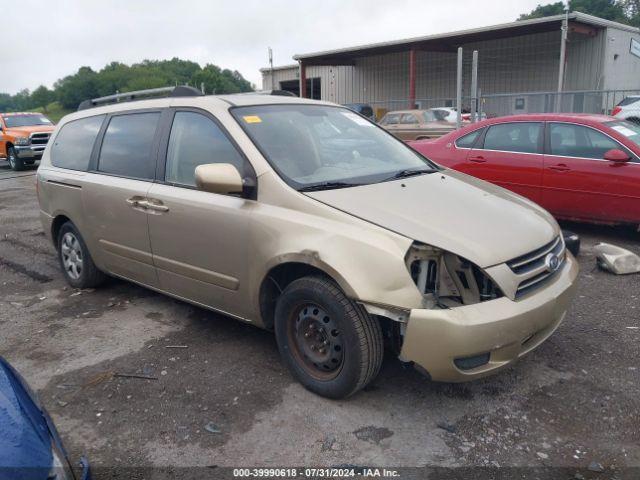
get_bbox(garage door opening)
[279,78,321,99]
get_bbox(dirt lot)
[1,163,639,478]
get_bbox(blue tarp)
[0,358,52,480]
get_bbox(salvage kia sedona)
[36,88,578,398]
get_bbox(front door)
[147,109,254,319]
[542,122,640,223]
[82,110,162,287]
[466,121,544,203]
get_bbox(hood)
[0,358,52,474]
[6,125,55,136]
[305,169,558,268]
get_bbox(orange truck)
[0,112,55,171]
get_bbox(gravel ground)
[0,163,639,479]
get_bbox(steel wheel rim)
[61,232,83,280]
[8,149,16,169]
[287,303,344,381]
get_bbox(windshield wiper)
[386,168,437,180]
[298,181,360,192]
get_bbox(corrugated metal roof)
[292,12,638,61]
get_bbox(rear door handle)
[469,156,486,163]
[548,164,570,172]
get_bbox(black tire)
[57,222,106,289]
[274,275,383,399]
[7,146,24,171]
[627,117,640,126]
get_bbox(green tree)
[54,66,99,110]
[519,0,629,24]
[30,85,56,112]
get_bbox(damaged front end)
[365,241,579,383]
[405,242,503,309]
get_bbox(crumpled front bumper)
[400,253,579,382]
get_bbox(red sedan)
[409,114,640,226]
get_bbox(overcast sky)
[2,0,546,95]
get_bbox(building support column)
[299,61,307,98]
[409,49,416,109]
[556,10,569,112]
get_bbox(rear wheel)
[57,222,106,289]
[274,275,383,399]
[7,146,24,171]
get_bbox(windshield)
[232,105,435,189]
[3,114,52,128]
[605,120,640,148]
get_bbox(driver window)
[165,111,244,187]
[549,123,620,159]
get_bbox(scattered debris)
[587,461,605,473]
[114,373,158,381]
[436,421,457,433]
[562,230,581,257]
[536,452,549,460]
[352,425,394,445]
[56,400,68,407]
[165,345,188,349]
[594,243,640,275]
[83,371,115,387]
[161,370,168,376]
[204,422,221,434]
[70,291,82,297]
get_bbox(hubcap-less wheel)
[60,232,83,280]
[288,303,344,380]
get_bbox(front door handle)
[469,156,486,163]
[126,196,147,208]
[144,199,169,213]
[548,163,570,172]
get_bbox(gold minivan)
[37,88,578,398]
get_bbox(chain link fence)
[360,89,640,124]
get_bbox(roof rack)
[77,85,203,111]
[240,89,297,97]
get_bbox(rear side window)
[165,111,245,187]
[455,129,482,148]
[98,112,160,180]
[483,122,542,154]
[51,115,105,171]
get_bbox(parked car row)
[410,113,640,226]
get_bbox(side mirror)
[194,163,244,195]
[603,149,630,163]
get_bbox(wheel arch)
[257,257,357,331]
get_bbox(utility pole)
[556,5,569,112]
[268,47,274,90]
[456,47,463,129]
[470,50,479,122]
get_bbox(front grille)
[30,132,51,145]
[507,235,565,299]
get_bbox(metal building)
[261,12,640,117]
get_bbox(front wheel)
[7,146,24,171]
[274,275,383,399]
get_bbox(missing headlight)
[406,242,502,308]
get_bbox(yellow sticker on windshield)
[243,115,262,123]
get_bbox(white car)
[428,107,486,124]
[612,96,640,124]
